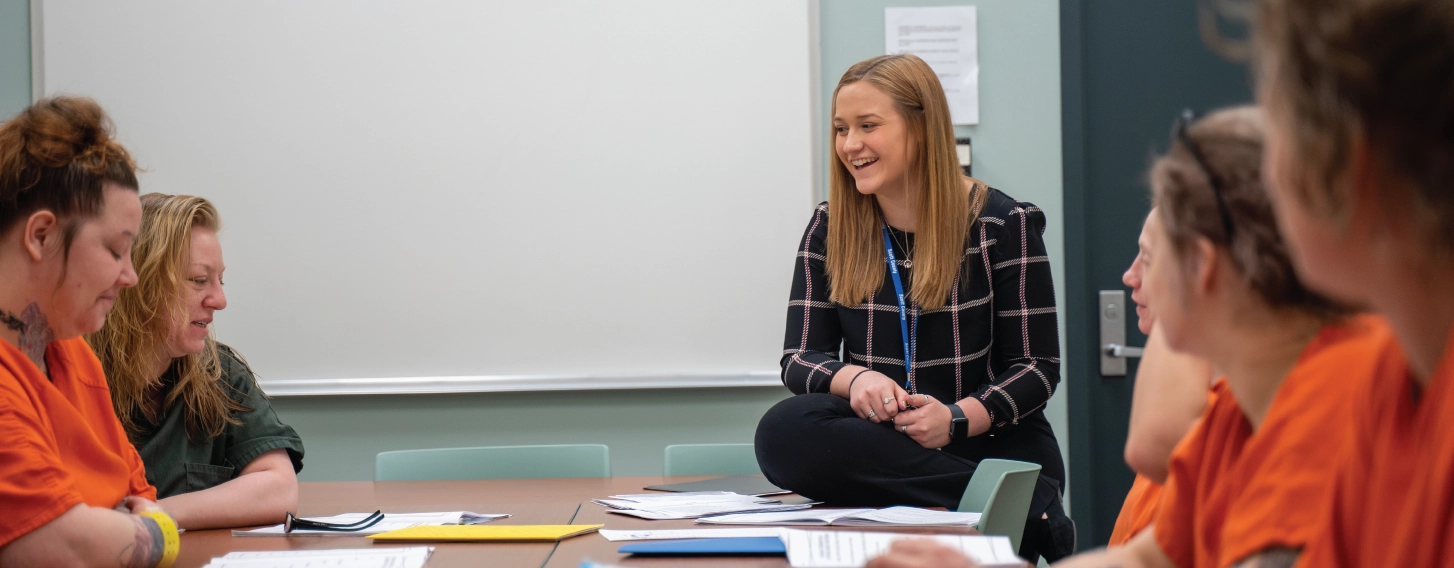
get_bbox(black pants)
[755,394,1075,562]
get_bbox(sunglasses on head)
[1173,109,1237,241]
[282,510,384,534]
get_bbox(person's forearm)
[1125,328,1213,483]
[0,504,169,568]
[954,398,992,437]
[161,470,297,530]
[828,365,869,398]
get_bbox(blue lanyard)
[881,224,918,394]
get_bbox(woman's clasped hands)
[848,372,954,449]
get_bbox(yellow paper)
[367,524,604,542]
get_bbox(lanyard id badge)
[881,224,918,394]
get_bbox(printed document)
[599,527,786,541]
[699,506,980,527]
[885,6,980,124]
[200,546,431,568]
[782,530,1020,568]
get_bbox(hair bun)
[21,97,117,169]
[0,96,138,231]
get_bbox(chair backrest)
[663,443,761,476]
[956,459,1042,553]
[374,444,610,481]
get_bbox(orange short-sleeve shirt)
[1154,317,1388,568]
[1298,322,1454,567]
[0,337,156,547]
[1109,474,1163,546]
[1110,388,1220,547]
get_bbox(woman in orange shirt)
[1256,0,1454,565]
[1108,210,1214,546]
[869,105,1386,568]
[0,97,180,568]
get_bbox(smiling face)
[162,226,227,359]
[1122,211,1158,335]
[48,184,142,338]
[833,81,913,199]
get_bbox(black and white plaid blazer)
[781,187,1062,436]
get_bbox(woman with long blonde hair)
[88,193,304,530]
[754,54,1072,561]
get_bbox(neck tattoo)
[0,303,55,374]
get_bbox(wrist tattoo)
[0,303,54,374]
[118,515,165,568]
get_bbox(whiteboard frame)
[34,1,824,397]
[258,371,785,397]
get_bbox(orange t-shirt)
[1298,323,1454,567]
[1110,388,1220,547]
[1109,474,1163,546]
[0,337,156,547]
[1154,317,1388,568]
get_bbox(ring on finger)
[883,396,894,405]
[867,410,876,419]
[901,425,908,434]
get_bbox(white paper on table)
[782,530,1019,568]
[607,501,812,520]
[594,492,772,509]
[699,507,979,527]
[885,6,980,125]
[598,528,786,541]
[833,507,981,527]
[696,509,873,525]
[201,546,432,568]
[232,512,508,536]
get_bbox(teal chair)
[374,444,610,481]
[956,459,1042,553]
[663,443,761,476]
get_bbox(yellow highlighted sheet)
[367,524,604,542]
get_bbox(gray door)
[1059,0,1252,547]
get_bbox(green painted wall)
[0,0,29,119]
[273,387,792,481]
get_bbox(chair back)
[956,459,1042,552]
[663,443,760,476]
[374,444,610,481]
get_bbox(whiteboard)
[39,1,814,394]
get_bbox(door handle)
[1104,344,1144,358]
[1099,290,1145,376]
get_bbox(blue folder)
[618,537,787,556]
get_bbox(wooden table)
[178,477,973,568]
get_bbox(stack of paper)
[233,511,509,536]
[782,530,1021,568]
[595,491,813,520]
[367,524,603,542]
[599,528,786,541]
[201,546,432,568]
[698,506,981,528]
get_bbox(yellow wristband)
[137,510,180,568]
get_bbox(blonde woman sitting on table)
[754,53,1072,562]
[88,194,304,530]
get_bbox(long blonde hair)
[826,54,987,310]
[88,193,245,441]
